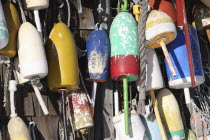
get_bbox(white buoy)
[0,0,9,49]
[146,49,163,91]
[113,110,148,140]
[18,22,48,79]
[18,22,48,115]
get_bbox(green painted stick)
[122,77,129,135]
[121,0,128,12]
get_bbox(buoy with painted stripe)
[113,110,147,140]
[164,26,204,89]
[193,2,210,42]
[67,87,93,131]
[110,0,139,135]
[146,10,177,77]
[8,80,31,140]
[47,21,79,140]
[18,22,49,115]
[86,24,110,114]
[145,48,167,140]
[22,0,49,37]
[157,88,185,139]
[149,0,177,23]
[0,0,8,49]
[1,2,20,58]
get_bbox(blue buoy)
[165,25,205,89]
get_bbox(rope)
[136,0,149,115]
[16,0,27,22]
[66,0,71,27]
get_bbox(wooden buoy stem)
[90,81,97,115]
[150,90,167,140]
[160,40,177,77]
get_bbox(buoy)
[157,88,185,139]
[193,2,210,42]
[67,87,93,131]
[8,80,31,140]
[47,21,79,140]
[164,26,204,89]
[86,24,110,114]
[146,10,177,77]
[0,0,8,49]
[110,0,139,134]
[190,112,210,139]
[145,49,167,140]
[113,110,147,140]
[140,105,163,140]
[200,0,210,8]
[1,2,20,58]
[18,22,49,115]
[22,0,49,37]
[149,0,177,23]
[185,129,197,140]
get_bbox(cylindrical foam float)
[86,25,110,82]
[146,10,177,48]
[1,2,20,58]
[164,25,204,89]
[149,0,177,23]
[22,0,49,10]
[18,22,48,80]
[146,48,163,91]
[0,0,8,49]
[68,87,93,131]
[110,12,139,82]
[47,22,79,91]
[157,88,185,139]
[113,110,147,140]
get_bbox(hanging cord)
[16,0,27,22]
[136,0,149,115]
[97,0,103,25]
[66,0,71,27]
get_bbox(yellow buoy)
[1,2,20,58]
[157,88,185,139]
[47,22,79,92]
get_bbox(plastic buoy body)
[165,26,204,89]
[146,49,163,91]
[18,22,48,80]
[47,22,79,91]
[190,112,210,139]
[201,0,210,8]
[1,2,20,58]
[86,28,110,82]
[146,10,177,48]
[149,0,177,23]
[110,12,139,82]
[157,88,185,139]
[22,0,49,10]
[8,117,31,140]
[141,114,162,140]
[68,87,93,130]
[113,110,147,140]
[0,0,8,49]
